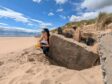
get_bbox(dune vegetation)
[51,12,112,33]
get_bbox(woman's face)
[42,32,47,37]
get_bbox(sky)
[0,0,112,33]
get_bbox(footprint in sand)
[26,69,36,75]
[9,76,21,84]
[0,61,4,66]
[0,75,3,79]
[41,79,63,84]
[21,51,29,56]
[28,57,35,62]
[9,75,34,84]
[41,79,53,84]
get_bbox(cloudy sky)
[0,0,112,32]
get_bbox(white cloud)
[57,8,63,12]
[30,19,52,28]
[0,7,53,28]
[81,0,112,10]
[0,7,29,23]
[48,12,54,16]
[59,15,66,19]
[70,5,112,22]
[98,5,112,13]
[69,12,98,22]
[70,0,112,22]
[30,19,44,24]
[32,0,42,3]
[0,22,8,26]
[0,25,39,33]
[69,15,80,22]
[55,0,68,4]
[49,27,57,30]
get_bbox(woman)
[39,28,50,56]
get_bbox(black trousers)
[41,43,49,55]
[41,46,49,55]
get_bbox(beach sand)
[0,37,104,84]
[0,37,38,54]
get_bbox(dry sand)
[0,37,104,84]
[0,37,38,54]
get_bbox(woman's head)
[42,28,50,37]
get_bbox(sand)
[0,37,38,54]
[0,37,104,84]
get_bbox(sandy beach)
[0,37,104,84]
[0,37,38,54]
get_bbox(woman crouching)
[39,28,50,56]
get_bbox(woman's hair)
[42,28,50,43]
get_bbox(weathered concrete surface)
[49,34,99,70]
[99,33,112,84]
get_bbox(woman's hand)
[41,44,49,47]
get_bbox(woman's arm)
[39,35,43,42]
[41,43,49,47]
[45,44,49,47]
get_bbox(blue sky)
[0,0,112,33]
